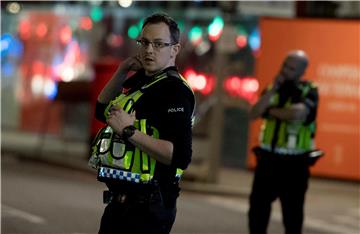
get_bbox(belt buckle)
[114,194,127,203]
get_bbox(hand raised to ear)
[119,55,143,73]
[273,74,285,90]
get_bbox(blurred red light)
[108,34,123,47]
[194,74,207,90]
[32,60,45,75]
[223,76,259,103]
[236,35,247,48]
[209,32,222,42]
[200,74,215,95]
[19,20,31,40]
[242,77,259,93]
[80,17,93,30]
[184,69,196,78]
[60,25,72,44]
[36,22,48,38]
[224,76,241,97]
[184,69,215,95]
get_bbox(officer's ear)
[171,43,180,58]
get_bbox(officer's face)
[138,22,180,76]
[281,57,307,82]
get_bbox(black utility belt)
[252,146,324,166]
[103,189,162,205]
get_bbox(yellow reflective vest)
[89,70,193,184]
[259,82,317,155]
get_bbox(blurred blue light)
[2,62,15,77]
[1,33,23,58]
[1,33,13,57]
[8,37,23,57]
[249,29,261,51]
[45,81,58,100]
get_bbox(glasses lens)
[136,39,146,46]
[137,39,173,49]
[154,42,163,48]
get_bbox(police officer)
[248,50,319,234]
[89,13,195,234]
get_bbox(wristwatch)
[122,125,136,140]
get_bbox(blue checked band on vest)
[88,70,191,184]
[259,82,316,155]
[98,166,182,183]
[99,166,142,183]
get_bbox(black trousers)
[99,190,176,234]
[248,152,310,234]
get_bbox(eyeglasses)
[136,39,176,49]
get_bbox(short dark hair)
[142,13,180,44]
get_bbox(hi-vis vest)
[259,82,316,155]
[88,70,194,184]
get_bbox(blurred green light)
[138,19,144,29]
[128,25,140,39]
[188,26,202,42]
[208,16,224,36]
[90,6,103,22]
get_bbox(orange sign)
[248,18,360,181]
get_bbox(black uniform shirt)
[261,80,318,123]
[95,66,195,195]
[264,80,319,150]
[277,80,319,124]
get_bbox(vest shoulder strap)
[299,80,317,98]
[166,70,194,94]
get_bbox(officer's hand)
[120,55,142,73]
[273,73,285,90]
[107,108,136,135]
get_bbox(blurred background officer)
[89,13,195,234]
[248,50,319,234]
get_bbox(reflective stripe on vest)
[90,71,191,183]
[259,83,316,155]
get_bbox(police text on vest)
[168,107,184,113]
